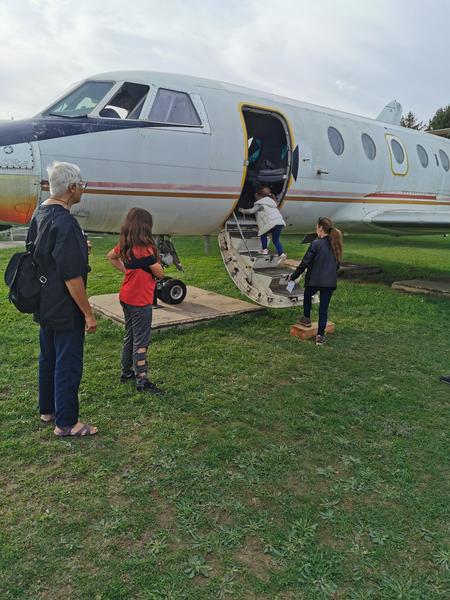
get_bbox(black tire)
[158,278,187,305]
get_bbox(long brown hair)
[119,208,158,261]
[255,185,276,201]
[318,217,343,263]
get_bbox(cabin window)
[391,139,405,164]
[99,83,149,119]
[148,88,201,126]
[416,145,428,168]
[328,126,344,155]
[439,149,449,172]
[385,134,408,175]
[361,133,376,160]
[44,81,114,117]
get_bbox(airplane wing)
[368,210,450,232]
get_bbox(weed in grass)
[147,535,169,559]
[215,567,240,599]
[433,548,450,572]
[378,572,422,598]
[183,555,211,578]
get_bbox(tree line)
[400,105,450,131]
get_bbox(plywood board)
[90,286,264,330]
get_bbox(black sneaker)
[439,375,450,385]
[298,316,312,327]
[136,379,165,395]
[120,371,136,384]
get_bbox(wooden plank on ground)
[90,286,265,331]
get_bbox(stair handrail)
[231,211,253,259]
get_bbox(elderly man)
[26,161,98,436]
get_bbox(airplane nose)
[0,140,39,225]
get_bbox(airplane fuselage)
[1,71,450,235]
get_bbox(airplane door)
[235,105,294,212]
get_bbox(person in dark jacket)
[289,217,343,346]
[26,161,98,436]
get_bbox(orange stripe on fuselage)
[39,181,450,206]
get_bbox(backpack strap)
[30,212,55,280]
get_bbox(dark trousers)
[261,224,284,255]
[121,303,152,379]
[303,286,334,336]
[39,325,85,427]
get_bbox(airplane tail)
[376,100,402,125]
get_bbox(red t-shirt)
[113,244,157,306]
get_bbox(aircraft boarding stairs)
[219,214,307,308]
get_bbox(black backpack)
[4,217,52,313]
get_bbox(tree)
[428,105,450,130]
[400,110,424,130]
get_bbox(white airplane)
[1,71,449,307]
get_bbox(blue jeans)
[121,303,152,380]
[39,325,85,427]
[261,225,284,255]
[303,286,334,336]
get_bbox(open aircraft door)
[218,104,311,308]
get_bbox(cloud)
[0,0,448,122]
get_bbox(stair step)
[230,231,259,239]
[253,267,293,277]
[270,287,303,298]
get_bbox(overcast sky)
[0,0,448,123]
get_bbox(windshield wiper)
[47,113,88,118]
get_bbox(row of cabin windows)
[327,126,450,172]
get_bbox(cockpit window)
[148,88,201,126]
[99,82,150,119]
[45,81,114,117]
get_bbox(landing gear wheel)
[157,278,187,305]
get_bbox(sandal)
[40,413,55,423]
[54,423,98,437]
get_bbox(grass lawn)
[0,233,449,599]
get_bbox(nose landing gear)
[156,277,187,305]
[156,236,187,305]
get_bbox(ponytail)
[317,217,343,263]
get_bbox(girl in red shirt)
[107,208,164,394]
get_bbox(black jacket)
[292,237,339,288]
[26,204,89,329]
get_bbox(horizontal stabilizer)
[428,128,450,138]
[376,100,402,125]
[369,210,450,232]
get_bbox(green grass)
[0,233,449,599]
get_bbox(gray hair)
[47,161,82,197]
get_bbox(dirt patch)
[151,488,176,529]
[235,535,278,581]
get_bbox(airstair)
[219,214,307,308]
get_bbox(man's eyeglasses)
[77,182,88,190]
